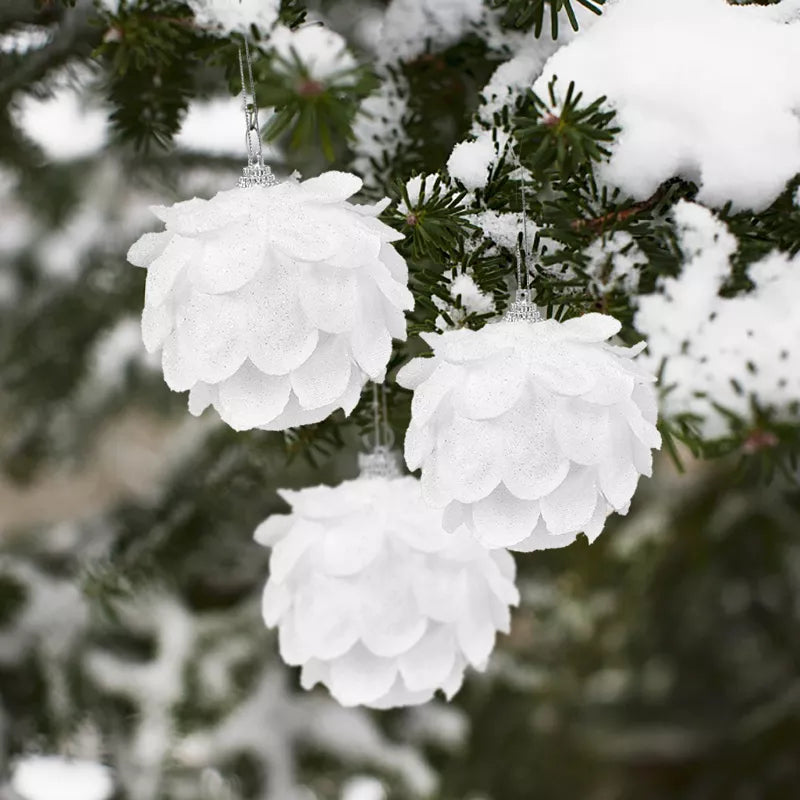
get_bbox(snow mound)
[535,0,800,211]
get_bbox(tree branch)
[571,185,670,233]
[0,0,100,100]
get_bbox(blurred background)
[1,2,800,799]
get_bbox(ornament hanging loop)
[237,37,277,189]
[359,383,401,478]
[506,141,542,323]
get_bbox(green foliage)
[491,0,606,38]
[97,1,217,150]
[278,0,307,29]
[254,38,377,161]
[0,572,27,627]
[514,76,620,179]
[401,36,506,178]
[387,174,476,260]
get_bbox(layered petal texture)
[254,474,519,709]
[397,315,661,551]
[127,172,412,430]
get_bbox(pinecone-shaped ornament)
[255,451,519,709]
[127,171,412,431]
[397,293,661,551]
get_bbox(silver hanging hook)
[505,141,542,323]
[358,383,400,478]
[237,37,277,188]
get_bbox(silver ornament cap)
[358,446,403,479]
[504,288,542,323]
[238,161,278,188]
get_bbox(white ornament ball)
[11,756,113,800]
[396,314,661,551]
[127,171,412,431]
[254,472,519,709]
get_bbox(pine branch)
[0,0,99,100]
[571,181,678,233]
[0,0,58,29]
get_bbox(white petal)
[453,350,527,420]
[553,398,612,465]
[290,336,352,410]
[581,358,635,405]
[161,330,199,391]
[485,551,520,607]
[488,593,512,633]
[539,466,599,536]
[411,564,468,623]
[472,485,540,548]
[161,190,250,235]
[144,236,196,307]
[181,291,250,384]
[441,501,466,533]
[441,661,465,698]
[560,313,621,342]
[269,520,319,582]
[299,170,363,202]
[350,292,392,379]
[382,298,408,340]
[404,421,435,472]
[247,267,320,376]
[632,438,654,477]
[502,395,570,500]
[268,206,347,262]
[438,415,503,503]
[254,514,293,547]
[329,644,398,706]
[583,499,609,543]
[278,613,312,665]
[261,579,291,627]
[396,356,439,391]
[380,242,409,283]
[259,370,364,431]
[620,398,662,449]
[300,658,328,690]
[188,382,215,416]
[321,518,384,577]
[598,417,641,510]
[128,231,171,267]
[512,518,577,552]
[389,506,450,553]
[367,680,433,710]
[192,220,264,294]
[398,626,457,692]
[286,481,370,520]
[632,381,659,426]
[298,265,358,334]
[530,344,598,396]
[217,363,291,430]
[436,327,508,364]
[365,258,414,311]
[141,302,173,353]
[294,573,360,660]
[409,362,459,426]
[456,590,497,668]
[359,564,428,657]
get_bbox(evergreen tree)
[1,1,799,798]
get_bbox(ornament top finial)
[504,288,542,323]
[238,161,278,189]
[358,446,402,479]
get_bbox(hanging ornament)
[254,387,519,709]
[397,301,660,551]
[126,40,412,431]
[11,755,113,800]
[397,152,660,551]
